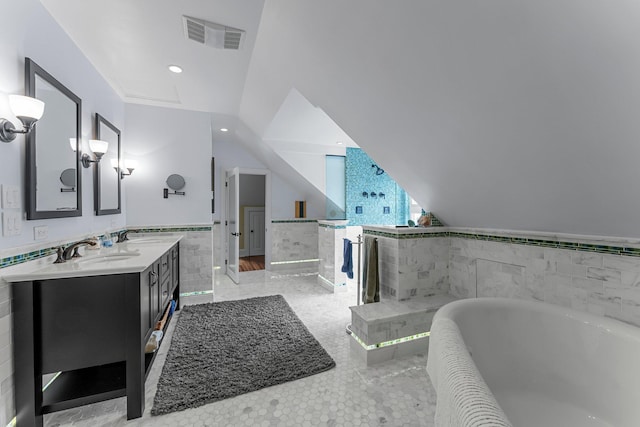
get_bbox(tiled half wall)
[270,220,319,273]
[366,227,640,327]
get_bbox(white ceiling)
[38,0,265,115]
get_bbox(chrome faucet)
[116,230,131,243]
[61,240,97,261]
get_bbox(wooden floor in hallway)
[239,255,265,272]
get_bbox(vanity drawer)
[161,274,171,306]
[160,252,171,281]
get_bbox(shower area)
[325,147,420,227]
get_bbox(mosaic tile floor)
[44,270,437,426]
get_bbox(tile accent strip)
[363,229,640,258]
[351,330,431,351]
[318,223,347,229]
[0,226,211,270]
[129,225,212,232]
[318,274,346,288]
[364,230,450,239]
[180,290,214,297]
[272,219,318,223]
[0,229,125,270]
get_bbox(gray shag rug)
[151,294,336,415]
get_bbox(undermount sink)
[125,238,168,244]
[78,252,141,265]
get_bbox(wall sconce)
[0,95,45,143]
[111,158,137,179]
[81,139,109,168]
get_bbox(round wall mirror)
[166,174,186,191]
[59,168,76,187]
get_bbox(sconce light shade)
[88,139,108,156]
[69,138,77,152]
[0,95,45,143]
[125,159,138,170]
[81,139,109,168]
[9,95,45,123]
[112,158,136,179]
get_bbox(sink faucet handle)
[117,230,131,243]
[53,246,65,264]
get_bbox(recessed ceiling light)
[220,128,228,132]
[168,65,183,73]
[336,141,344,145]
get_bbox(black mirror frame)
[94,113,121,216]
[25,57,82,220]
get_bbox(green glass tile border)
[0,226,210,270]
[364,229,640,258]
[1,247,57,269]
[318,223,347,229]
[272,219,318,224]
[363,229,449,239]
[129,225,212,232]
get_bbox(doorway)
[225,168,271,283]
[239,175,266,272]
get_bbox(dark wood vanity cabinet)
[13,243,180,427]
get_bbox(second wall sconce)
[81,139,109,168]
[111,158,137,179]
[0,95,45,143]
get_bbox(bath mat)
[151,295,336,415]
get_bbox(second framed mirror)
[94,113,121,215]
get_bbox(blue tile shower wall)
[346,148,410,226]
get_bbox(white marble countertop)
[2,235,182,283]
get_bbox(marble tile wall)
[374,235,450,301]
[398,237,450,300]
[212,221,224,271]
[130,228,213,295]
[270,221,319,273]
[449,237,640,327]
[317,222,348,292]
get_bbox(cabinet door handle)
[150,271,158,284]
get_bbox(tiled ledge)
[362,226,640,257]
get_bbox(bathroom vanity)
[4,236,182,426]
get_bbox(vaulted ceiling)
[39,0,640,237]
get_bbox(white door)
[248,209,266,256]
[225,168,240,283]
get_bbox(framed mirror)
[25,57,82,219]
[94,113,121,215]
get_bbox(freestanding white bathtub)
[427,297,640,427]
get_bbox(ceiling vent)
[182,16,245,50]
